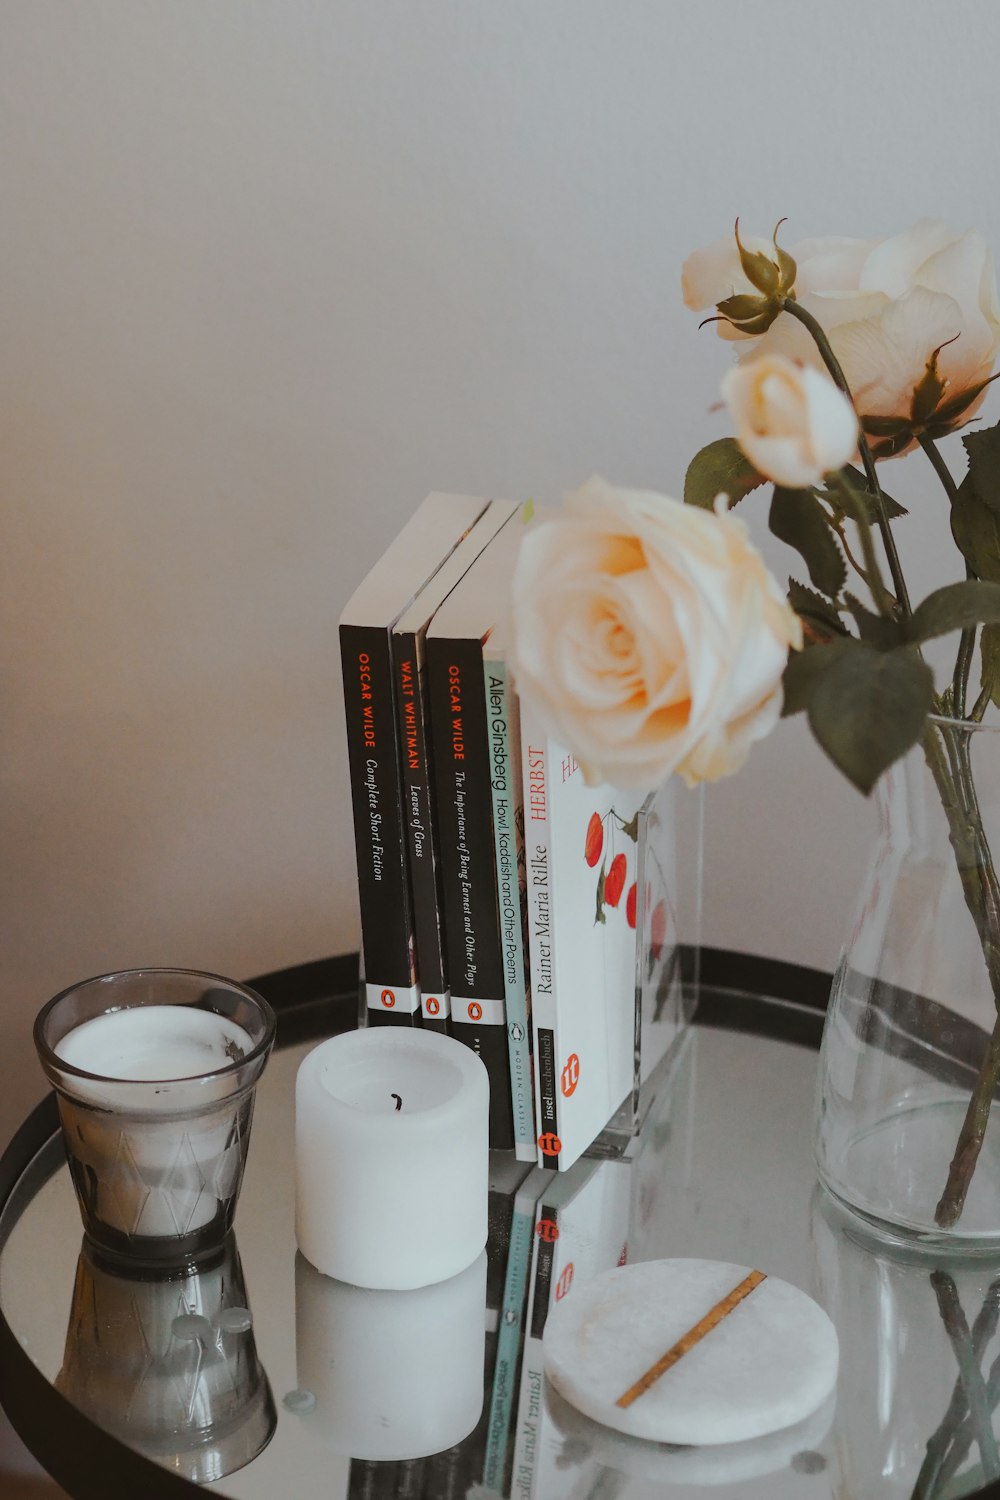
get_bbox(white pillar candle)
[294,1251,486,1461]
[295,1027,489,1289]
[54,1007,255,1237]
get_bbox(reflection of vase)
[812,1189,1000,1498]
[816,720,1000,1247]
[55,1233,275,1483]
[294,1250,486,1461]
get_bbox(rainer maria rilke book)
[426,507,526,1149]
[339,494,488,1026]
[520,694,647,1172]
[391,499,519,1033]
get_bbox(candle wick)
[391,1093,402,1112]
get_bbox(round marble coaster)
[542,1258,839,1445]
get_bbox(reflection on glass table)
[5,963,1000,1499]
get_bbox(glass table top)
[3,977,1000,1500]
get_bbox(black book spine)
[535,1027,560,1171]
[340,623,419,1025]
[393,630,449,1034]
[427,636,514,1148]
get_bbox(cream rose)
[722,354,858,488]
[686,220,1000,452]
[510,478,802,789]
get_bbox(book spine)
[393,629,450,1032]
[521,711,559,1170]
[483,1197,536,1493]
[485,658,535,1160]
[509,1201,554,1500]
[428,635,514,1149]
[340,623,420,1025]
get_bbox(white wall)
[2,0,998,1153]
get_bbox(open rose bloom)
[510,478,802,789]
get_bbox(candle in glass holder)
[295,1027,489,1289]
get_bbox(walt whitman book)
[391,499,518,1031]
[340,495,488,1024]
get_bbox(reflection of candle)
[53,1007,255,1238]
[294,1250,486,1460]
[295,1028,489,1288]
[56,1234,275,1484]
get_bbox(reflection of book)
[521,698,647,1171]
[427,510,526,1149]
[346,1458,424,1498]
[510,1157,632,1500]
[391,500,518,1033]
[340,495,489,1026]
[422,1154,530,1498]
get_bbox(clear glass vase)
[816,716,1000,1251]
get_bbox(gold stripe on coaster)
[616,1269,767,1410]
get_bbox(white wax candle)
[56,1006,253,1092]
[54,1007,255,1238]
[294,1251,486,1460]
[295,1027,489,1289]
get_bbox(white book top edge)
[392,499,519,635]
[339,493,489,628]
[426,504,528,641]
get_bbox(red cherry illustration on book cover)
[584,811,603,867]
[650,898,669,961]
[604,852,627,908]
[626,881,637,929]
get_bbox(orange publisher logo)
[561,1054,580,1097]
[555,1264,574,1301]
[381,989,396,1008]
[467,1001,483,1021]
[536,1217,559,1243]
[538,1131,562,1157]
[426,997,440,1016]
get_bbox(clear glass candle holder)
[34,968,275,1269]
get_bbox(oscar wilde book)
[483,612,535,1162]
[520,700,648,1172]
[426,507,525,1149]
[340,494,488,1026]
[510,1157,631,1500]
[391,499,518,1032]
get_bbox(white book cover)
[521,699,647,1173]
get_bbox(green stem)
[922,720,1000,1226]
[920,434,976,718]
[781,296,912,618]
[829,473,894,619]
[930,1271,1000,1482]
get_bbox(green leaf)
[683,438,764,510]
[781,640,856,717]
[769,487,847,599]
[908,580,1000,643]
[807,645,934,795]
[844,593,902,649]
[594,861,607,925]
[962,425,1000,517]
[787,579,848,638]
[980,623,1000,710]
[839,466,908,520]
[618,812,640,843]
[951,477,1000,582]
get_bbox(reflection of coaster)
[546,1382,835,1486]
[542,1259,839,1445]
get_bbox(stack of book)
[340,495,692,1170]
